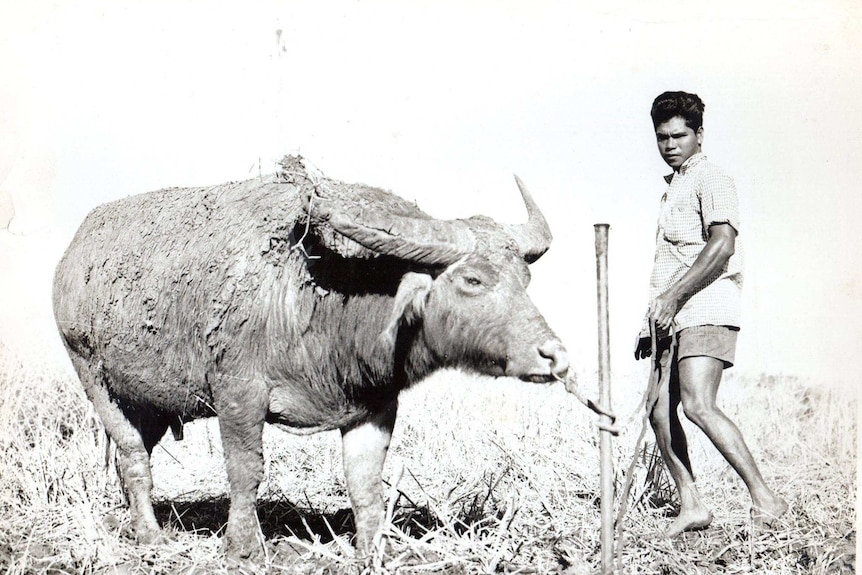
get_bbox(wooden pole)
[594,223,615,574]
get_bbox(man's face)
[655,116,703,171]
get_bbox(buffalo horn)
[507,175,552,263]
[325,210,476,267]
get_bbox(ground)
[0,346,856,574]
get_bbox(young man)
[635,91,787,537]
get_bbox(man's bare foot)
[665,507,713,537]
[751,496,789,528]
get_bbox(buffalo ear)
[380,272,434,346]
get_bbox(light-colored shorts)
[675,325,739,369]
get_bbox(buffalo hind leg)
[341,400,398,555]
[70,357,164,543]
[121,407,171,508]
[213,377,268,565]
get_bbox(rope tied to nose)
[555,371,618,433]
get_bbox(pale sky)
[1,1,860,388]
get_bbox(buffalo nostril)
[539,341,569,376]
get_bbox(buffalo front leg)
[341,401,397,554]
[214,378,268,564]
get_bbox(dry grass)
[0,343,855,574]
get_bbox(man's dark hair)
[651,91,705,131]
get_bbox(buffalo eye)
[457,274,485,294]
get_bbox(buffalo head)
[309,175,569,383]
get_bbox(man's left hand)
[650,291,679,332]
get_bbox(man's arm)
[650,223,737,331]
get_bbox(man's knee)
[649,401,671,429]
[681,400,711,427]
[680,389,727,428]
[677,355,723,425]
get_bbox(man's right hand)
[634,336,652,360]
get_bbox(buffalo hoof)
[226,556,266,575]
[128,525,168,545]
[226,548,266,575]
[225,536,266,573]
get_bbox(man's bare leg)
[649,352,713,536]
[677,356,788,525]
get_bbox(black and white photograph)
[0,2,858,573]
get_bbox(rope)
[613,320,676,572]
[555,373,617,427]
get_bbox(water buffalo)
[52,156,569,563]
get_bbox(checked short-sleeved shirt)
[640,153,744,337]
